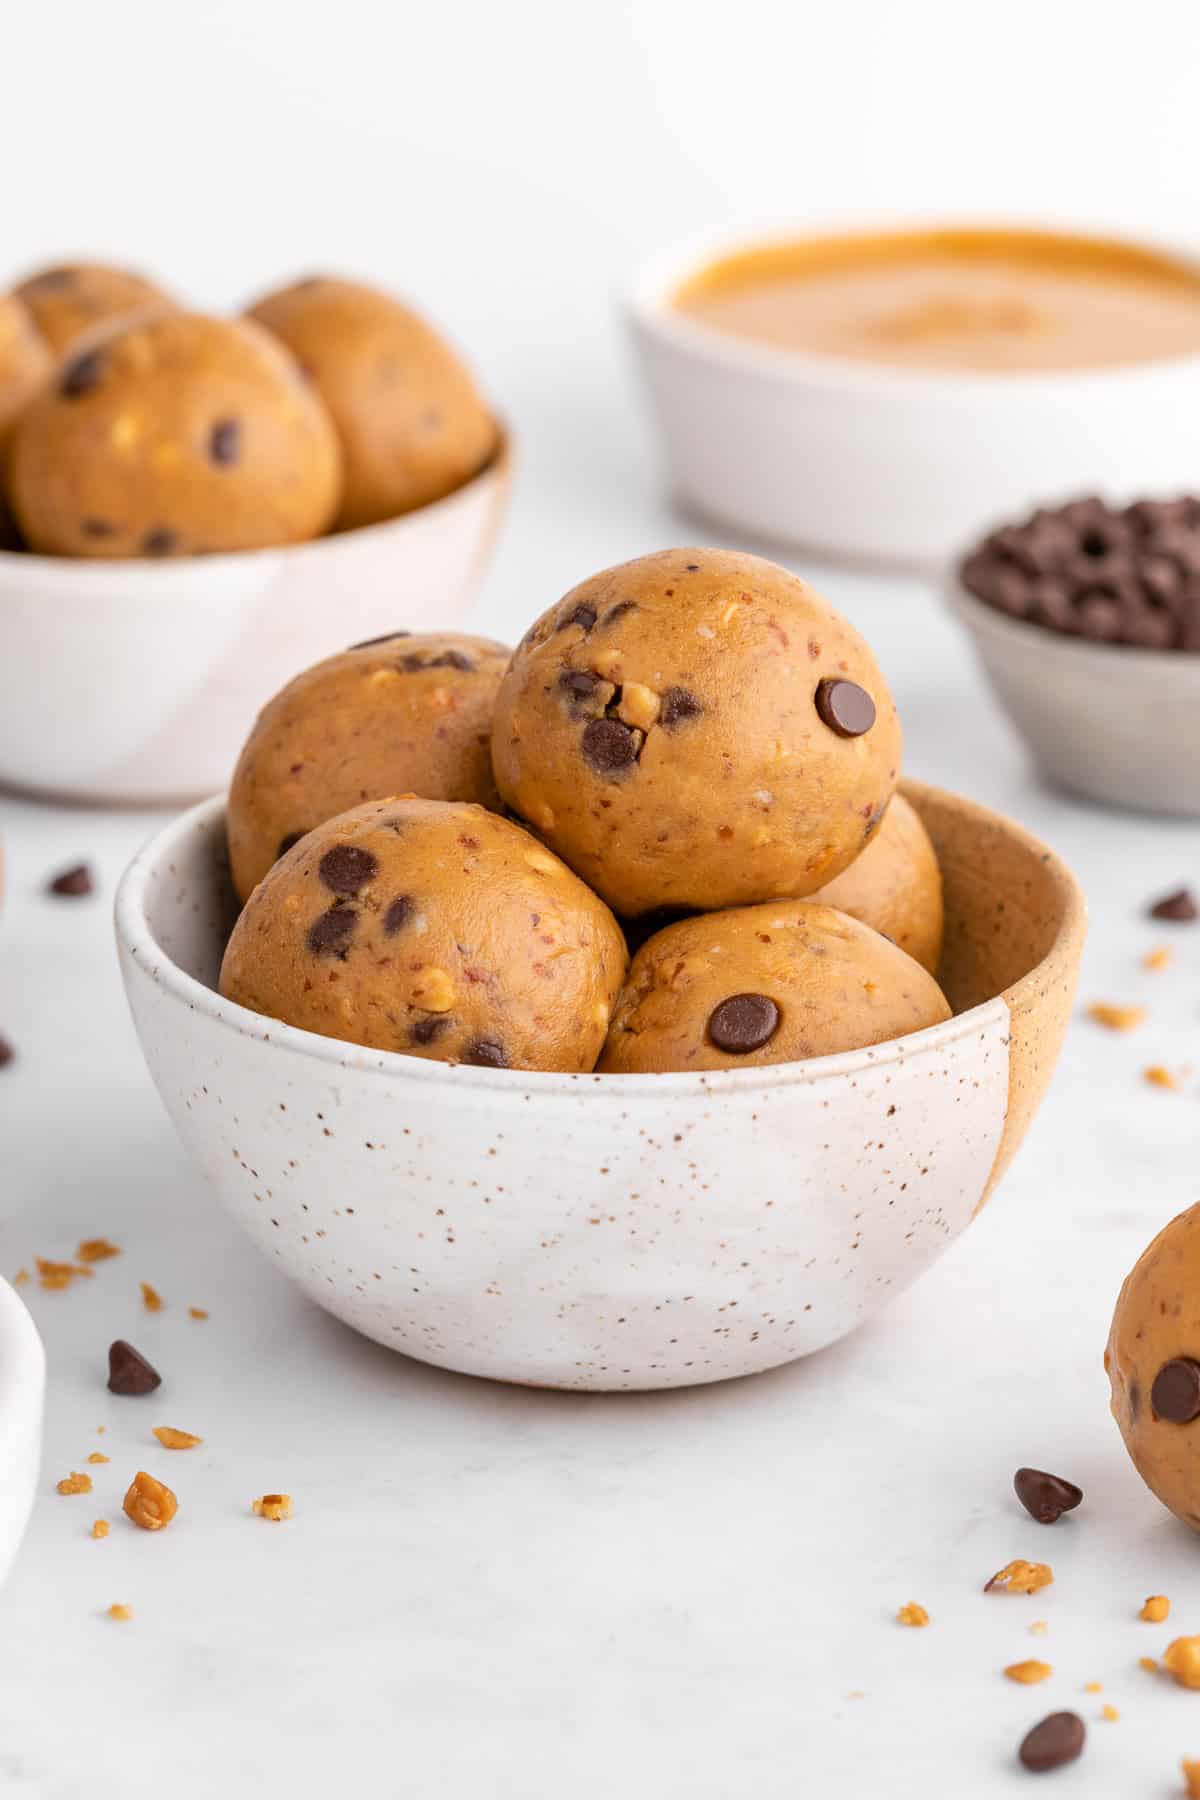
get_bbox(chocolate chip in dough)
[815,678,876,738]
[707,993,780,1054]
[1013,1468,1083,1524]
[81,518,114,539]
[208,417,241,465]
[1149,886,1198,922]
[465,1038,508,1067]
[1152,1357,1200,1423]
[107,1339,161,1396]
[307,906,357,958]
[661,686,704,728]
[557,603,597,633]
[141,526,179,557]
[383,895,414,936]
[581,717,641,774]
[411,1015,451,1046]
[1017,1712,1085,1773]
[47,863,93,898]
[59,348,104,398]
[277,831,306,858]
[318,845,379,896]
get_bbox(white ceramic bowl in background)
[948,572,1200,816]
[0,436,511,806]
[115,783,1084,1393]
[0,1276,44,1589]
[626,226,1200,566]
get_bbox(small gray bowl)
[948,574,1200,816]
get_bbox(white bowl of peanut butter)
[627,223,1200,565]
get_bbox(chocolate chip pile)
[960,495,1200,650]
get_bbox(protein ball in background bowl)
[0,293,52,548]
[809,792,944,975]
[1106,1202,1200,1532]
[598,902,950,1074]
[227,632,511,902]
[8,311,342,559]
[15,260,175,356]
[245,276,497,530]
[491,548,903,918]
[219,797,627,1073]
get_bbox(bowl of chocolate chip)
[949,494,1200,816]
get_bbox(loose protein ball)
[809,793,943,974]
[227,632,511,901]
[9,311,341,558]
[0,293,52,547]
[1106,1202,1200,1532]
[245,276,497,530]
[219,798,627,1073]
[491,549,903,918]
[16,260,175,356]
[597,901,951,1074]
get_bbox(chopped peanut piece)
[1100,1704,1119,1722]
[188,1307,208,1321]
[896,1602,929,1628]
[252,1493,292,1522]
[86,1452,110,1465]
[107,1603,132,1622]
[1140,1657,1159,1674]
[1165,1638,1200,1690]
[1146,1065,1183,1092]
[12,1269,28,1287]
[36,1256,93,1291]
[152,1426,202,1451]
[1083,1681,1103,1693]
[1144,947,1172,972]
[76,1238,121,1263]
[1005,1661,1053,1685]
[56,1471,92,1497]
[122,1471,177,1532]
[1030,1621,1049,1638]
[140,1281,163,1313]
[984,1559,1054,1596]
[1184,1758,1200,1799]
[1088,1002,1146,1032]
[92,1520,109,1540]
[1142,1595,1171,1623]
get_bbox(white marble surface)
[4,407,1200,1798]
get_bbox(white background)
[5,2,1200,1794]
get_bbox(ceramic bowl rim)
[626,218,1200,397]
[114,781,1084,1103]
[0,1276,44,1449]
[945,565,1200,680]
[0,428,512,587]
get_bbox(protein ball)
[16,260,175,356]
[9,311,342,558]
[227,632,511,901]
[491,549,903,917]
[0,292,52,547]
[245,275,497,530]
[598,901,950,1074]
[219,797,627,1073]
[809,792,944,974]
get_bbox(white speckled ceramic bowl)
[948,571,1200,816]
[115,782,1085,1391]
[0,435,511,806]
[0,1276,45,1588]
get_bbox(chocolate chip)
[0,1036,14,1068]
[661,686,703,729]
[277,830,306,858]
[581,716,640,773]
[411,1015,451,1045]
[307,906,357,957]
[429,650,474,671]
[47,862,93,897]
[348,630,411,650]
[465,1038,508,1067]
[81,517,114,539]
[318,845,379,896]
[1149,886,1197,921]
[558,669,608,714]
[107,1339,161,1396]
[1018,1712,1085,1773]
[685,562,700,571]
[557,603,597,633]
[815,679,876,738]
[1013,1468,1083,1524]
[1152,1357,1200,1423]
[379,895,412,936]
[209,417,241,465]
[141,527,178,557]
[601,601,638,626]
[33,266,75,289]
[59,349,104,398]
[707,993,780,1054]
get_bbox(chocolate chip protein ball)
[492,549,903,918]
[9,312,341,558]
[598,901,951,1074]
[245,276,497,530]
[16,261,174,355]
[0,293,52,547]
[1106,1202,1200,1532]
[219,797,627,1072]
[809,793,943,975]
[227,631,511,902]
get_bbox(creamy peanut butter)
[673,228,1200,373]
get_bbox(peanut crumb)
[896,1602,929,1627]
[1144,946,1172,972]
[36,1256,94,1291]
[252,1493,293,1522]
[107,1603,132,1622]
[1030,1621,1049,1637]
[86,1452,110,1465]
[56,1471,92,1496]
[140,1281,164,1312]
[122,1471,177,1532]
[153,1426,202,1451]
[1142,1595,1171,1623]
[1183,1757,1200,1798]
[1088,1001,1146,1032]
[188,1307,208,1321]
[985,1559,1054,1596]
[1140,1656,1159,1674]
[76,1238,121,1263]
[1100,1703,1119,1722]
[1165,1637,1200,1690]
[12,1268,28,1286]
[1083,1680,1103,1693]
[1005,1660,1053,1685]
[1146,1065,1183,1091]
[97,1426,106,1435]
[92,1519,109,1540]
